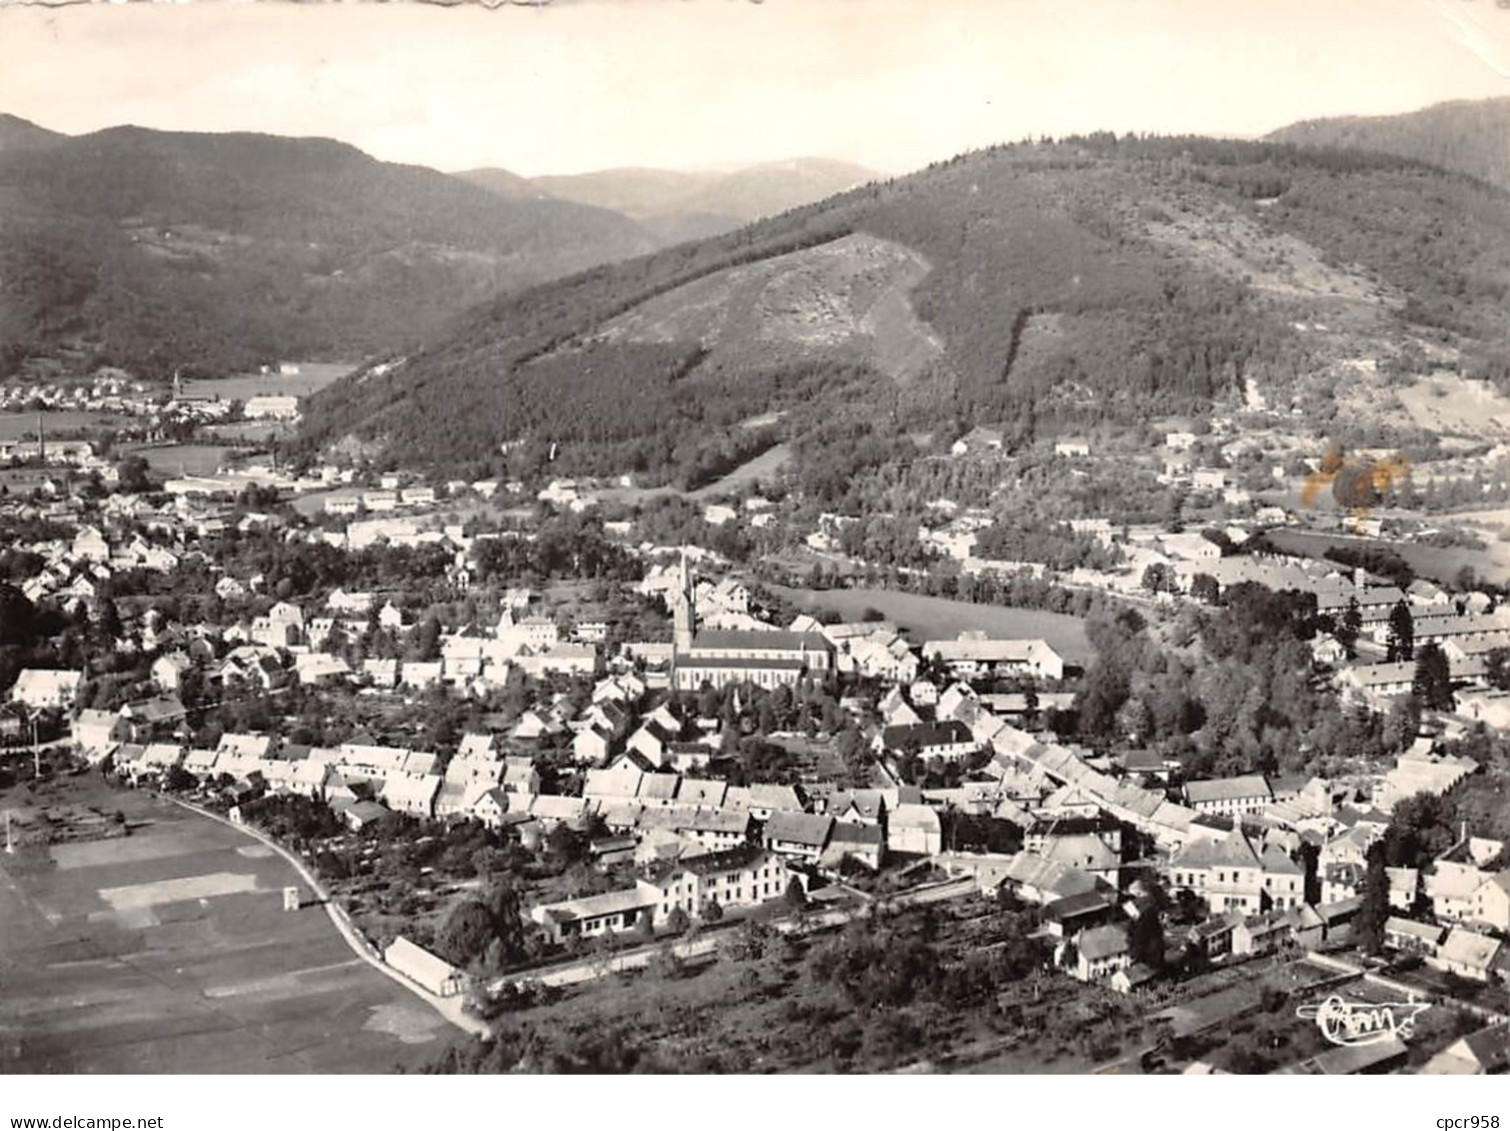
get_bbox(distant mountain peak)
[0,113,66,152]
[1266,95,1510,191]
[523,156,879,240]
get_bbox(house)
[182,746,220,779]
[746,783,804,820]
[921,634,1065,681]
[644,844,794,922]
[399,661,443,690]
[1183,775,1272,817]
[1187,911,1242,960]
[877,720,977,763]
[1110,963,1160,995]
[383,937,467,998]
[888,803,943,856]
[1427,927,1502,982]
[1042,890,1119,938]
[1161,532,1221,563]
[150,651,194,694]
[672,808,754,851]
[1072,924,1131,982]
[1168,826,1303,915]
[1471,871,1510,933]
[529,886,661,944]
[1383,917,1445,956]
[380,773,441,819]
[72,708,126,759]
[994,851,1105,905]
[1337,662,1416,710]
[342,800,393,832]
[1423,1022,1510,1076]
[827,789,887,826]
[467,788,510,830]
[822,822,885,872]
[1232,911,1292,958]
[10,668,84,710]
[1054,439,1091,459]
[501,756,539,795]
[327,589,375,615]
[1428,860,1488,923]
[572,725,617,767]
[762,812,834,862]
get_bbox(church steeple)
[673,548,694,652]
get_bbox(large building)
[668,556,831,691]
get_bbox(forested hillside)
[299,133,1510,482]
[0,121,657,381]
[1267,97,1510,192]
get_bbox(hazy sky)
[2,0,1507,177]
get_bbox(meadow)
[180,362,355,402]
[0,776,447,1073]
[770,585,1094,665]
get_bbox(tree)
[0,583,36,649]
[414,616,442,662]
[1190,573,1220,605]
[1412,643,1454,712]
[93,599,124,645]
[1142,562,1175,596]
[116,455,152,494]
[436,900,495,968]
[631,908,655,945]
[1386,599,1415,663]
[1338,596,1362,659]
[482,880,528,965]
[1128,907,1166,970]
[164,765,196,792]
[1351,842,1390,955]
[701,897,724,923]
[665,906,690,936]
[783,877,808,912]
[1485,647,1510,692]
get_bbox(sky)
[1,0,1508,178]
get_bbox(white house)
[10,668,84,710]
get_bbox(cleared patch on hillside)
[593,232,943,382]
[1143,203,1398,311]
[1397,373,1510,437]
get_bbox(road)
[491,875,979,993]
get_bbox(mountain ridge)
[0,118,658,380]
[1265,96,1510,191]
[299,131,1510,485]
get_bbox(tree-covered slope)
[1267,97,1510,192]
[0,120,657,380]
[299,134,1510,481]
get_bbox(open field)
[1263,526,1510,587]
[770,585,1094,665]
[693,443,791,499]
[180,363,356,402]
[0,412,124,440]
[125,444,233,478]
[0,776,445,1073]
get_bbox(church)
[669,556,832,691]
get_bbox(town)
[2,368,1507,1076]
